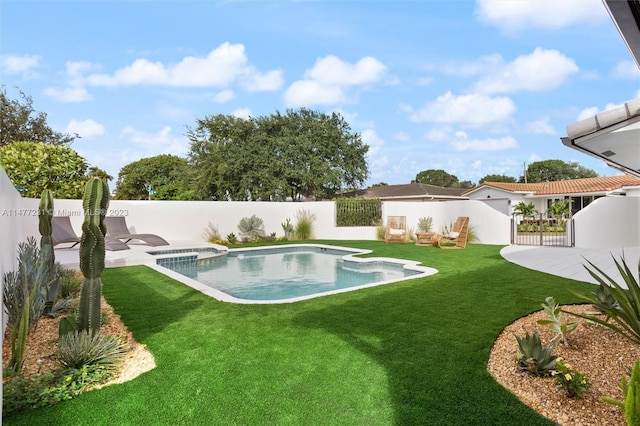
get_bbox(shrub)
[567,254,640,345]
[537,296,579,345]
[202,222,220,244]
[515,331,557,376]
[59,269,83,299]
[376,219,385,241]
[281,218,294,240]
[238,215,265,242]
[58,330,127,369]
[603,359,640,425]
[553,358,590,398]
[294,208,317,240]
[417,217,433,233]
[226,233,237,244]
[2,364,112,417]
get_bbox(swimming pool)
[151,244,437,304]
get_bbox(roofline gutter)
[379,195,469,201]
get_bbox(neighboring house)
[339,183,468,202]
[462,175,640,216]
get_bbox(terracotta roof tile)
[463,175,640,196]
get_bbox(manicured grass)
[4,242,595,425]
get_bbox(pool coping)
[148,243,438,304]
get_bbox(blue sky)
[2,0,639,188]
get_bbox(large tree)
[479,174,517,184]
[414,169,459,187]
[0,86,77,147]
[114,154,198,200]
[520,160,598,183]
[0,141,88,198]
[187,108,369,201]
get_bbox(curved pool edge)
[147,243,439,304]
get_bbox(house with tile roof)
[462,174,640,216]
[339,183,468,202]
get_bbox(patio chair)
[52,216,130,251]
[432,216,469,249]
[105,216,169,246]
[384,216,407,243]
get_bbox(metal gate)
[510,213,574,247]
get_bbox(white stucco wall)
[573,196,640,248]
[17,198,511,245]
[382,199,510,245]
[0,168,36,334]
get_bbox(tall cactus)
[78,178,109,334]
[39,189,54,258]
[39,189,59,315]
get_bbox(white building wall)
[0,168,37,334]
[573,196,640,248]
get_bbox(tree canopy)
[0,86,77,147]
[413,169,474,188]
[187,108,369,201]
[114,154,197,200]
[479,174,517,184]
[0,141,88,198]
[520,160,598,183]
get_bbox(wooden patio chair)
[432,216,469,249]
[384,216,407,243]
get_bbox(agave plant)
[567,253,640,346]
[515,331,557,376]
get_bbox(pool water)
[166,245,427,301]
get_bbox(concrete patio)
[501,244,640,286]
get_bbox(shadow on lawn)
[102,265,206,343]
[292,252,579,425]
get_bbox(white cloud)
[525,118,556,135]
[0,54,41,75]
[240,69,284,92]
[86,42,282,91]
[610,60,640,79]
[409,91,516,126]
[423,126,453,143]
[442,53,503,77]
[120,126,187,155]
[393,132,410,142]
[475,0,606,33]
[577,106,599,121]
[362,129,385,157]
[232,108,252,119]
[284,55,386,107]
[213,89,235,103]
[307,55,386,86]
[285,80,347,106]
[43,86,92,103]
[450,132,518,152]
[474,48,578,94]
[65,119,105,138]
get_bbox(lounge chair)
[432,216,469,249]
[384,216,407,243]
[52,216,130,251]
[105,216,169,246]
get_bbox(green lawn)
[4,242,595,425]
